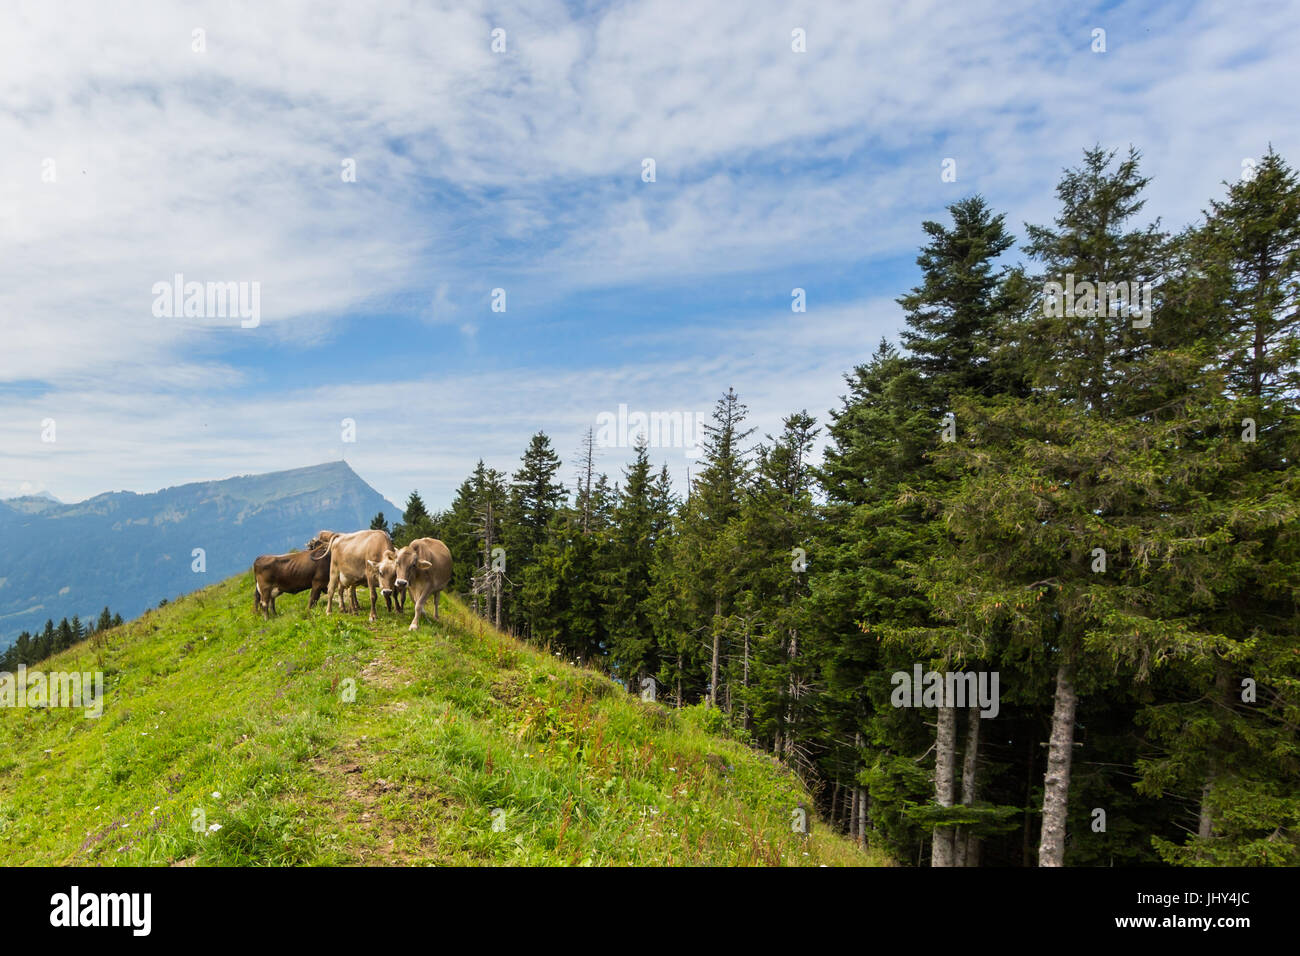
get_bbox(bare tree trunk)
[1038,647,1078,867]
[830,779,841,830]
[852,731,864,845]
[956,703,982,866]
[1198,662,1231,842]
[742,624,751,733]
[857,788,867,847]
[578,427,595,534]
[709,597,721,707]
[932,704,958,867]
[784,629,798,758]
[675,652,682,708]
[1197,777,1215,839]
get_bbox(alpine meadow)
[1,2,1297,930]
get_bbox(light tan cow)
[316,529,394,622]
[306,530,359,611]
[366,548,407,612]
[387,537,453,630]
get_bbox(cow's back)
[409,537,453,591]
[330,529,393,575]
[256,551,319,590]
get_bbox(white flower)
[208,823,223,833]
[211,791,221,799]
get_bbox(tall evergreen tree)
[393,491,435,546]
[653,389,754,708]
[603,439,665,689]
[506,433,566,636]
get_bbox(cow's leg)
[308,586,320,611]
[350,586,361,613]
[325,570,339,616]
[366,573,379,623]
[433,590,440,620]
[408,591,426,631]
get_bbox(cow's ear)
[386,549,397,560]
[417,560,433,570]
[366,559,377,570]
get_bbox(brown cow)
[318,529,394,622]
[387,537,453,630]
[252,548,332,617]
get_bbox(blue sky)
[2,0,1296,509]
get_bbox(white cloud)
[0,0,1295,504]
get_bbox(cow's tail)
[254,581,263,616]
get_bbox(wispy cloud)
[1,0,1294,504]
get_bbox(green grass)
[0,573,890,866]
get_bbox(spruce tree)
[603,439,661,689]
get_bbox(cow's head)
[307,530,335,559]
[393,546,434,589]
[366,549,401,595]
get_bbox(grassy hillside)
[0,573,887,866]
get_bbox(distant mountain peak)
[3,489,60,503]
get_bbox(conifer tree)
[393,491,435,546]
[653,389,754,707]
[505,433,566,636]
[1135,148,1300,864]
[604,439,663,689]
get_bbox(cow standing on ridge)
[307,530,361,611]
[369,549,407,613]
[380,537,452,630]
[316,528,394,623]
[252,548,332,617]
